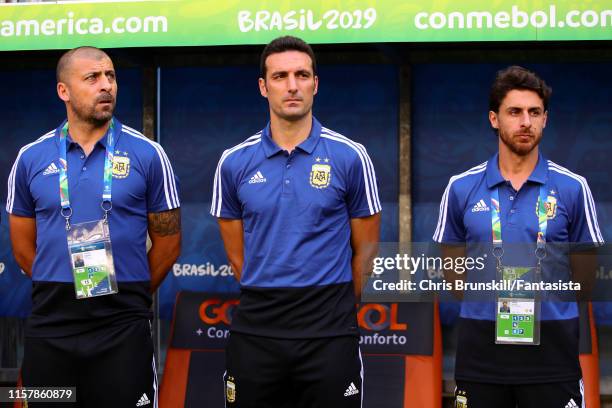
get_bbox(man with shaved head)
[7,46,181,407]
[55,46,117,126]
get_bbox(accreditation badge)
[67,219,118,299]
[495,266,540,345]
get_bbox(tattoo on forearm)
[149,208,181,236]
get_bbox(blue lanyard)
[58,119,116,230]
[490,184,549,262]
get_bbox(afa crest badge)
[112,155,130,179]
[226,377,236,403]
[536,196,557,220]
[456,390,468,408]
[310,163,331,189]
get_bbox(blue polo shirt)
[6,118,180,336]
[211,117,381,338]
[434,152,604,383]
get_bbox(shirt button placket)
[506,184,518,225]
[282,154,293,196]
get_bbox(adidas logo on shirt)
[471,199,490,212]
[135,393,150,407]
[42,162,60,176]
[565,398,578,408]
[248,171,267,184]
[344,382,359,397]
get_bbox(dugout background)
[1,42,611,404]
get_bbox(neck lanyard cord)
[58,119,116,230]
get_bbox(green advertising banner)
[0,0,610,51]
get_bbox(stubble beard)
[71,96,115,128]
[498,128,542,156]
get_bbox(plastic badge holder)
[495,265,541,345]
[67,219,118,299]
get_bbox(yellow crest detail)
[226,378,236,403]
[310,164,331,189]
[456,395,467,408]
[112,156,130,179]
[536,196,557,220]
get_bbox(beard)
[71,93,116,127]
[498,128,542,156]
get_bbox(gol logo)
[357,303,407,331]
[199,299,239,325]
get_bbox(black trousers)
[225,332,363,408]
[22,319,157,408]
[455,379,584,408]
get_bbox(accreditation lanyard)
[490,184,549,271]
[59,120,116,230]
[491,185,548,345]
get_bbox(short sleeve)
[346,145,381,218]
[6,155,35,217]
[433,179,466,243]
[568,179,604,247]
[146,144,181,213]
[210,152,241,219]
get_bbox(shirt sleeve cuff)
[211,209,241,219]
[349,207,380,218]
[7,207,35,218]
[147,203,181,213]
